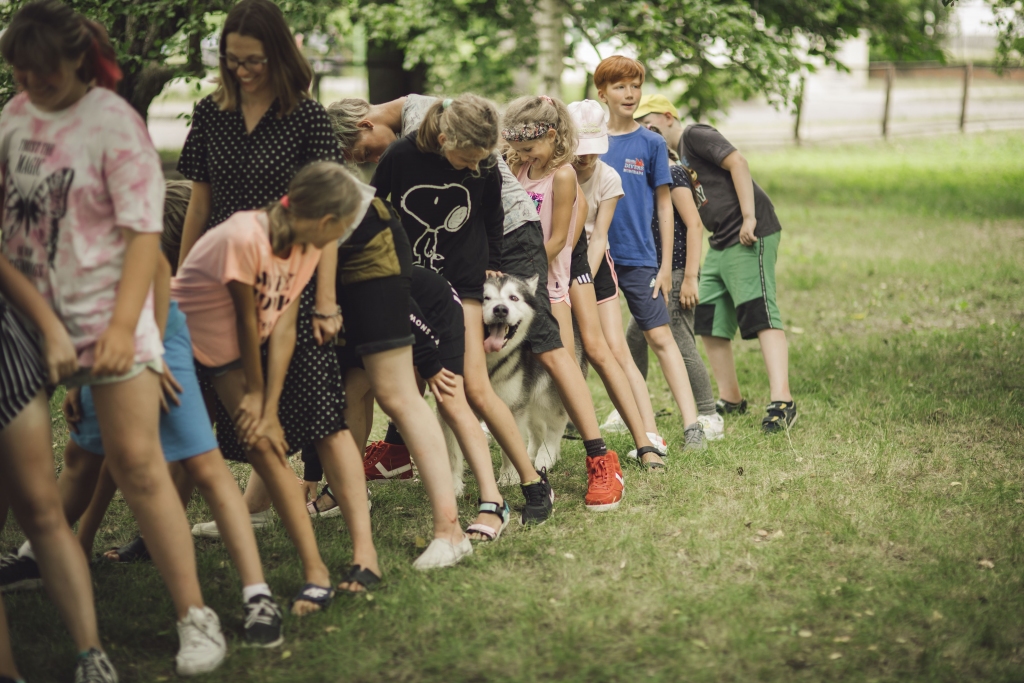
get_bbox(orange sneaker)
[363,441,414,480]
[585,451,624,512]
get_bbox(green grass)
[5,132,1024,682]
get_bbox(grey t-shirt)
[401,94,539,235]
[680,123,781,251]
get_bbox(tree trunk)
[534,0,564,98]
[366,39,428,104]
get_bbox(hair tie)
[280,195,290,208]
[442,98,453,109]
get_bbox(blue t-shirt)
[601,126,673,268]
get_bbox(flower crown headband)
[502,95,559,142]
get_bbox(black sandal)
[291,583,335,613]
[306,486,342,519]
[635,446,667,471]
[337,564,381,594]
[104,535,150,563]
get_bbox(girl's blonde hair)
[266,161,362,252]
[502,95,578,174]
[162,180,192,274]
[415,94,500,158]
[325,98,372,155]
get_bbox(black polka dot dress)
[178,95,346,461]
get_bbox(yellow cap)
[633,94,679,120]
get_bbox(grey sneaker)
[683,423,707,450]
[74,648,118,683]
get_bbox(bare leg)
[701,335,742,403]
[569,282,659,463]
[0,393,101,652]
[242,470,273,515]
[436,376,504,538]
[0,593,19,682]
[643,325,698,425]
[57,441,104,527]
[342,367,373,450]
[316,430,380,591]
[184,451,265,588]
[211,369,330,615]
[92,372,205,619]
[169,461,195,509]
[533,315,603,442]
[758,329,793,402]
[462,300,536,483]
[598,300,658,434]
[362,347,462,544]
[75,461,116,557]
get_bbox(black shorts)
[570,228,593,285]
[336,198,416,360]
[411,267,466,377]
[497,221,563,354]
[593,250,619,304]
[0,301,46,430]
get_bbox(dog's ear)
[524,274,540,296]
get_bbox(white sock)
[242,583,271,603]
[17,540,34,560]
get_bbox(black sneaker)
[0,552,41,592]
[520,469,554,525]
[715,398,748,415]
[762,401,798,434]
[74,648,118,683]
[243,594,283,648]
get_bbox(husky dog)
[443,273,585,494]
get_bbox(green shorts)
[694,231,783,340]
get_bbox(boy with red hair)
[594,56,707,461]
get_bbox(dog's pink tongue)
[483,324,506,353]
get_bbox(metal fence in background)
[717,63,1024,150]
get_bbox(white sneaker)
[175,606,226,676]
[412,536,473,570]
[627,432,669,460]
[697,414,725,441]
[600,409,628,434]
[192,509,273,539]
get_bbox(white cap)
[567,99,608,155]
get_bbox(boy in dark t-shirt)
[635,94,797,434]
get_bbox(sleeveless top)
[515,163,579,303]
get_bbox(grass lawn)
[4,132,1023,682]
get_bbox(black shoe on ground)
[715,398,748,415]
[762,400,798,434]
[520,468,554,525]
[74,648,118,683]
[0,552,41,592]
[243,594,284,648]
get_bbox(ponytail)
[264,161,363,252]
[266,200,296,254]
[415,94,500,158]
[0,0,121,90]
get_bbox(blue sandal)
[466,499,511,542]
[291,583,335,613]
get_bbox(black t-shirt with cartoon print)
[680,123,781,251]
[370,130,504,299]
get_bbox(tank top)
[515,162,579,303]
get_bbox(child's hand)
[312,313,342,346]
[233,391,264,446]
[485,270,503,279]
[679,275,699,310]
[255,415,289,464]
[41,323,78,384]
[91,324,135,377]
[62,387,83,434]
[739,217,758,246]
[427,368,459,403]
[654,268,673,302]
[158,365,184,414]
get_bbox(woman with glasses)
[173,0,379,614]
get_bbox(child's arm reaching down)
[587,196,619,277]
[545,165,577,264]
[653,184,674,301]
[227,280,266,448]
[260,296,298,462]
[671,186,705,310]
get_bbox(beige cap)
[567,99,609,155]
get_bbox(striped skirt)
[0,298,46,430]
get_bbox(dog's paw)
[496,466,519,487]
[534,451,557,471]
[452,474,465,498]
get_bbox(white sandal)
[465,500,510,542]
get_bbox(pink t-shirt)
[0,88,165,366]
[171,211,321,367]
[516,163,579,304]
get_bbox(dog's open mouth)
[483,322,519,353]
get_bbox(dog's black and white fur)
[443,273,586,494]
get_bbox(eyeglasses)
[221,54,268,72]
